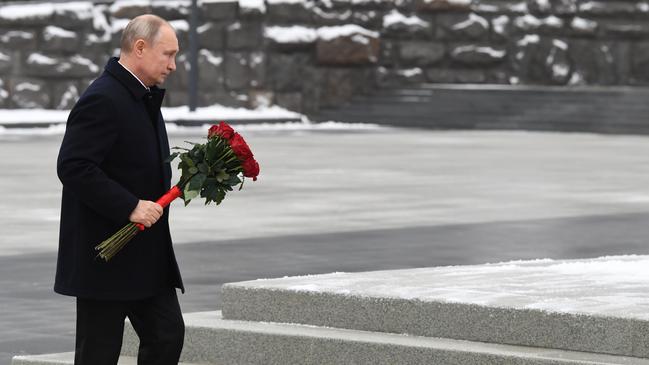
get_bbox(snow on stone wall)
[0,0,648,112]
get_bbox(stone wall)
[1,0,649,113]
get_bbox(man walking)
[56,15,184,365]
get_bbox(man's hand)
[129,200,163,228]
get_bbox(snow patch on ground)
[240,255,649,319]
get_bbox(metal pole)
[188,0,199,111]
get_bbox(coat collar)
[104,57,165,102]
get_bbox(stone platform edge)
[221,284,649,358]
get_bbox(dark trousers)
[74,288,184,365]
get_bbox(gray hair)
[120,14,171,54]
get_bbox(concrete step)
[11,352,205,365]
[313,84,649,134]
[119,311,649,365]
[221,255,649,359]
[314,112,649,134]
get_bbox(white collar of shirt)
[118,60,150,92]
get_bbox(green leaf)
[181,154,195,167]
[189,173,207,191]
[188,166,198,175]
[212,160,224,170]
[215,189,226,205]
[203,184,220,203]
[206,143,219,162]
[183,185,199,203]
[227,174,241,186]
[197,162,209,174]
[215,169,229,183]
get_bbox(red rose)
[208,121,234,140]
[229,133,253,160]
[241,158,259,181]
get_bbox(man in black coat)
[56,14,184,365]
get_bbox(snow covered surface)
[383,10,429,29]
[0,104,385,136]
[264,25,317,44]
[240,0,266,12]
[0,1,93,20]
[264,24,378,43]
[242,255,649,319]
[0,104,301,125]
[317,25,379,41]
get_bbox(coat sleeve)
[57,92,139,224]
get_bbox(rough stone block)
[0,3,54,26]
[352,10,384,29]
[224,52,253,89]
[197,49,224,92]
[376,66,426,87]
[264,25,317,51]
[578,1,640,16]
[53,2,94,29]
[151,1,190,20]
[267,1,313,24]
[10,77,50,108]
[382,10,432,38]
[226,21,263,50]
[165,53,189,89]
[342,0,394,10]
[239,0,266,19]
[0,49,12,74]
[248,89,274,109]
[450,44,507,65]
[601,21,649,39]
[24,53,101,78]
[513,38,571,84]
[202,0,238,21]
[41,26,80,53]
[399,41,446,65]
[416,0,472,13]
[378,39,397,66]
[83,33,112,54]
[109,2,150,19]
[52,81,79,110]
[437,13,490,39]
[471,0,528,14]
[312,6,353,26]
[318,68,370,107]
[316,29,380,65]
[267,52,311,91]
[527,0,577,16]
[426,67,487,83]
[569,40,619,85]
[275,92,302,112]
[0,30,36,50]
[512,15,565,35]
[198,22,225,50]
[631,42,649,82]
[0,77,9,107]
[568,17,598,37]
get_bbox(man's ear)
[134,39,146,57]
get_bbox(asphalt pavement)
[3,127,649,363]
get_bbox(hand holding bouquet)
[95,122,260,261]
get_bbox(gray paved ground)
[3,127,649,363]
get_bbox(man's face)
[141,25,178,86]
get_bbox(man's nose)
[168,59,176,71]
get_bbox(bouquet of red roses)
[95,122,260,261]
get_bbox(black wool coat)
[55,57,184,300]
